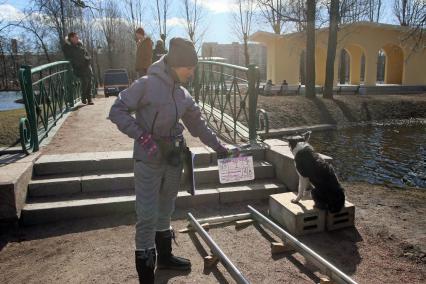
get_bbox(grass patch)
[0,108,26,147]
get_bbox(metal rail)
[192,60,268,144]
[248,205,358,284]
[18,62,96,154]
[187,213,250,284]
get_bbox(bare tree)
[154,0,171,43]
[394,0,426,51]
[323,0,339,99]
[394,0,425,26]
[0,36,9,89]
[367,0,383,22]
[124,0,145,33]
[97,0,121,68]
[181,0,206,50]
[15,11,53,62]
[32,0,81,49]
[233,0,256,67]
[257,0,308,32]
[257,0,287,34]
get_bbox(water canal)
[0,91,23,111]
[309,120,426,189]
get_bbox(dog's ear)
[302,131,311,142]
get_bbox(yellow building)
[251,22,426,87]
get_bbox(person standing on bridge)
[109,37,230,284]
[62,32,93,105]
[135,27,153,78]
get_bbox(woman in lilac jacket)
[109,37,228,284]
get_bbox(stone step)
[33,148,265,177]
[21,181,287,225]
[28,161,275,198]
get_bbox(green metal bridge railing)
[18,61,96,154]
[192,60,269,144]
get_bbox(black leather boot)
[135,248,156,284]
[155,229,191,270]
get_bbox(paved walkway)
[41,96,209,155]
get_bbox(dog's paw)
[291,199,299,204]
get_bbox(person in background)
[264,79,273,96]
[279,79,288,95]
[152,39,167,63]
[135,27,153,78]
[62,32,93,105]
[109,37,231,284]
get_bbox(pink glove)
[138,133,158,157]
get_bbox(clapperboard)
[217,155,255,184]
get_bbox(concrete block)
[34,151,133,176]
[264,139,289,147]
[190,147,212,167]
[269,192,326,236]
[237,143,265,161]
[194,166,220,185]
[326,201,355,231]
[219,183,282,203]
[29,177,81,197]
[265,146,299,191]
[0,153,37,222]
[175,189,219,208]
[81,173,134,193]
[21,195,135,225]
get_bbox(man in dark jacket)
[63,32,93,105]
[109,37,229,284]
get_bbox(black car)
[103,69,129,97]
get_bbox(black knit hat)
[166,37,198,67]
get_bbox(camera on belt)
[166,134,185,167]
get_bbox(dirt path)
[1,183,425,284]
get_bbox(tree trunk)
[0,43,8,89]
[305,0,316,98]
[243,33,250,67]
[323,0,339,99]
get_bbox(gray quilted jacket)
[109,56,221,162]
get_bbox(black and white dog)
[286,131,345,213]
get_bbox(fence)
[18,61,96,154]
[192,61,269,144]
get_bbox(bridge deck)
[41,95,213,155]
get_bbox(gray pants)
[134,160,182,250]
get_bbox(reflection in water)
[309,122,426,188]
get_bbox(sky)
[2,0,398,44]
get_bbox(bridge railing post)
[247,64,259,143]
[65,63,75,108]
[194,64,200,103]
[18,65,39,152]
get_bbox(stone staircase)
[21,147,287,225]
